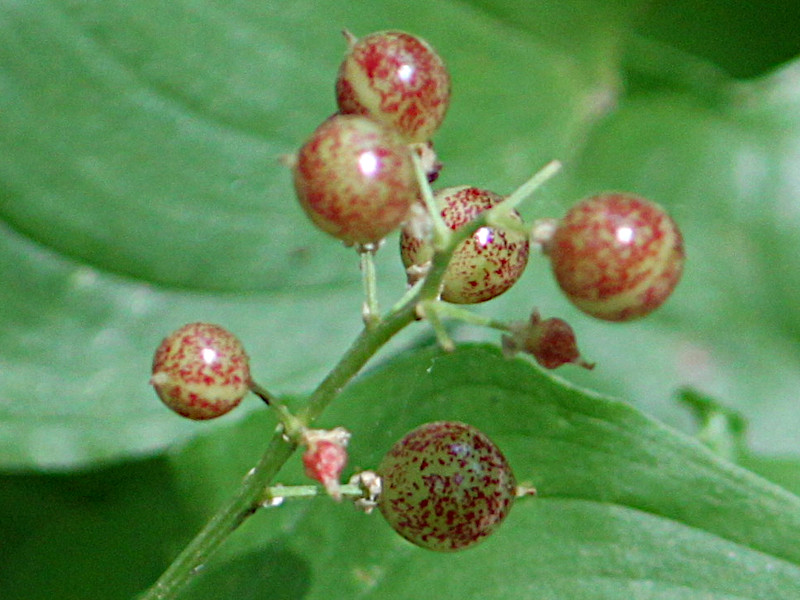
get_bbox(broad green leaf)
[553,58,800,455]
[0,0,617,469]
[1,0,798,501]
[5,345,798,599]
[182,346,800,599]
[635,0,800,78]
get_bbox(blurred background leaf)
[4,346,800,599]
[2,0,800,598]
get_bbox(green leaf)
[5,345,799,599]
[4,0,799,470]
[0,0,618,469]
[553,57,800,455]
[179,345,800,599]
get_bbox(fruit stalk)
[140,160,561,600]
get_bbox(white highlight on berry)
[475,226,494,247]
[358,151,380,177]
[616,225,635,244]
[397,63,414,82]
[201,348,218,364]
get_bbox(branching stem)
[138,160,560,600]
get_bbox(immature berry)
[548,193,684,321]
[502,310,595,370]
[400,186,530,304]
[293,114,419,245]
[150,322,250,420]
[336,30,451,143]
[377,421,517,552]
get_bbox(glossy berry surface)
[336,30,451,143]
[151,322,250,420]
[377,421,517,552]
[549,193,685,321]
[400,186,530,304]
[293,114,419,245]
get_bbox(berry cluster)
[289,30,684,323]
[148,29,687,559]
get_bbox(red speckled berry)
[293,114,419,245]
[377,421,517,552]
[151,322,250,420]
[548,193,685,321]
[400,186,530,304]
[336,30,451,143]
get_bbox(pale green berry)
[377,421,517,552]
[400,186,530,303]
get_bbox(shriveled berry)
[377,421,517,552]
[400,186,530,304]
[293,114,419,245]
[336,30,451,143]
[502,310,595,370]
[548,193,685,321]
[151,322,250,420]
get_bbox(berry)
[548,193,685,321]
[377,421,517,552]
[502,310,595,370]
[150,322,250,420]
[400,186,530,304]
[336,30,451,143]
[292,114,419,245]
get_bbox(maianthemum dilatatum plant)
[140,29,687,599]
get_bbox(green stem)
[485,160,562,224]
[139,159,561,600]
[359,245,381,329]
[261,482,368,504]
[249,381,305,441]
[297,301,417,424]
[139,433,296,600]
[416,300,455,352]
[412,152,450,249]
[420,300,511,333]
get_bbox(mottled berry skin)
[336,30,451,143]
[377,421,517,552]
[293,114,419,245]
[151,323,250,420]
[400,186,530,304]
[549,193,684,321]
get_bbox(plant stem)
[358,245,381,329]
[139,433,295,600]
[419,300,511,333]
[139,303,418,600]
[261,482,368,504]
[297,301,417,424]
[139,159,561,600]
[249,381,305,441]
[412,152,450,249]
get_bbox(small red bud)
[301,428,350,500]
